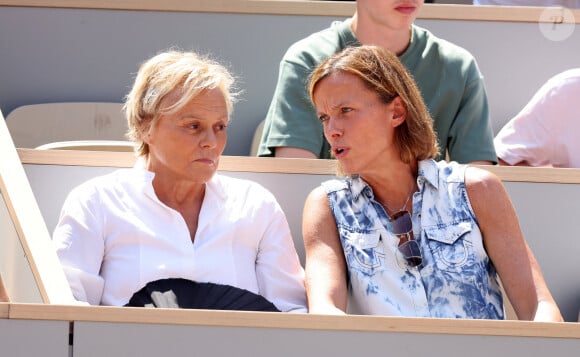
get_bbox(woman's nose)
[324,118,343,138]
[200,129,218,148]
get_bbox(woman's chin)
[337,162,357,176]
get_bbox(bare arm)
[497,158,512,166]
[275,147,317,159]
[465,166,562,322]
[497,158,533,166]
[302,186,348,314]
[468,160,494,165]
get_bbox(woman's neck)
[152,172,206,211]
[152,175,206,242]
[362,161,418,214]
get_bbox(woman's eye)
[341,107,352,114]
[217,124,227,131]
[318,114,329,122]
[189,124,199,130]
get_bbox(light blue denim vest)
[322,159,504,319]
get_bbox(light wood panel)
[7,303,580,338]
[0,275,9,303]
[17,148,580,183]
[0,114,76,304]
[0,1,579,23]
[0,303,8,318]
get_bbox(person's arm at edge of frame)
[302,186,348,314]
[465,166,563,322]
[469,160,494,165]
[497,158,534,166]
[276,147,317,158]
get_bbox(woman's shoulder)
[414,25,476,62]
[284,19,352,66]
[210,175,288,214]
[463,166,506,209]
[321,177,349,192]
[68,168,149,198]
[211,174,277,199]
[464,165,502,191]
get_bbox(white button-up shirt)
[53,166,307,312]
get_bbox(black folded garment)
[125,278,280,312]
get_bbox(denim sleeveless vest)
[322,160,504,319]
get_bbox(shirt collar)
[417,159,440,191]
[347,175,370,202]
[133,155,146,169]
[131,155,224,201]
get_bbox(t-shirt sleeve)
[494,90,555,166]
[447,67,498,164]
[258,60,325,157]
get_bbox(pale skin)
[303,71,562,321]
[275,0,492,164]
[498,158,540,166]
[143,88,229,242]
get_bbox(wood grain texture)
[0,276,9,303]
[0,303,9,318]
[17,148,580,183]
[0,118,76,304]
[6,303,580,339]
[0,1,579,23]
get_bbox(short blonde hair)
[308,45,439,163]
[124,50,237,156]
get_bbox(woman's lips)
[195,158,216,166]
[333,147,349,159]
[395,5,417,15]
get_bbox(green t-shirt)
[258,19,497,163]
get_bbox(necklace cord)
[379,185,414,217]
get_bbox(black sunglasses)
[391,210,422,267]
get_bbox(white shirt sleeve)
[252,188,307,313]
[494,102,554,166]
[494,70,580,167]
[52,183,106,305]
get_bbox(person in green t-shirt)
[258,0,497,164]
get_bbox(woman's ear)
[140,119,153,144]
[390,96,407,127]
